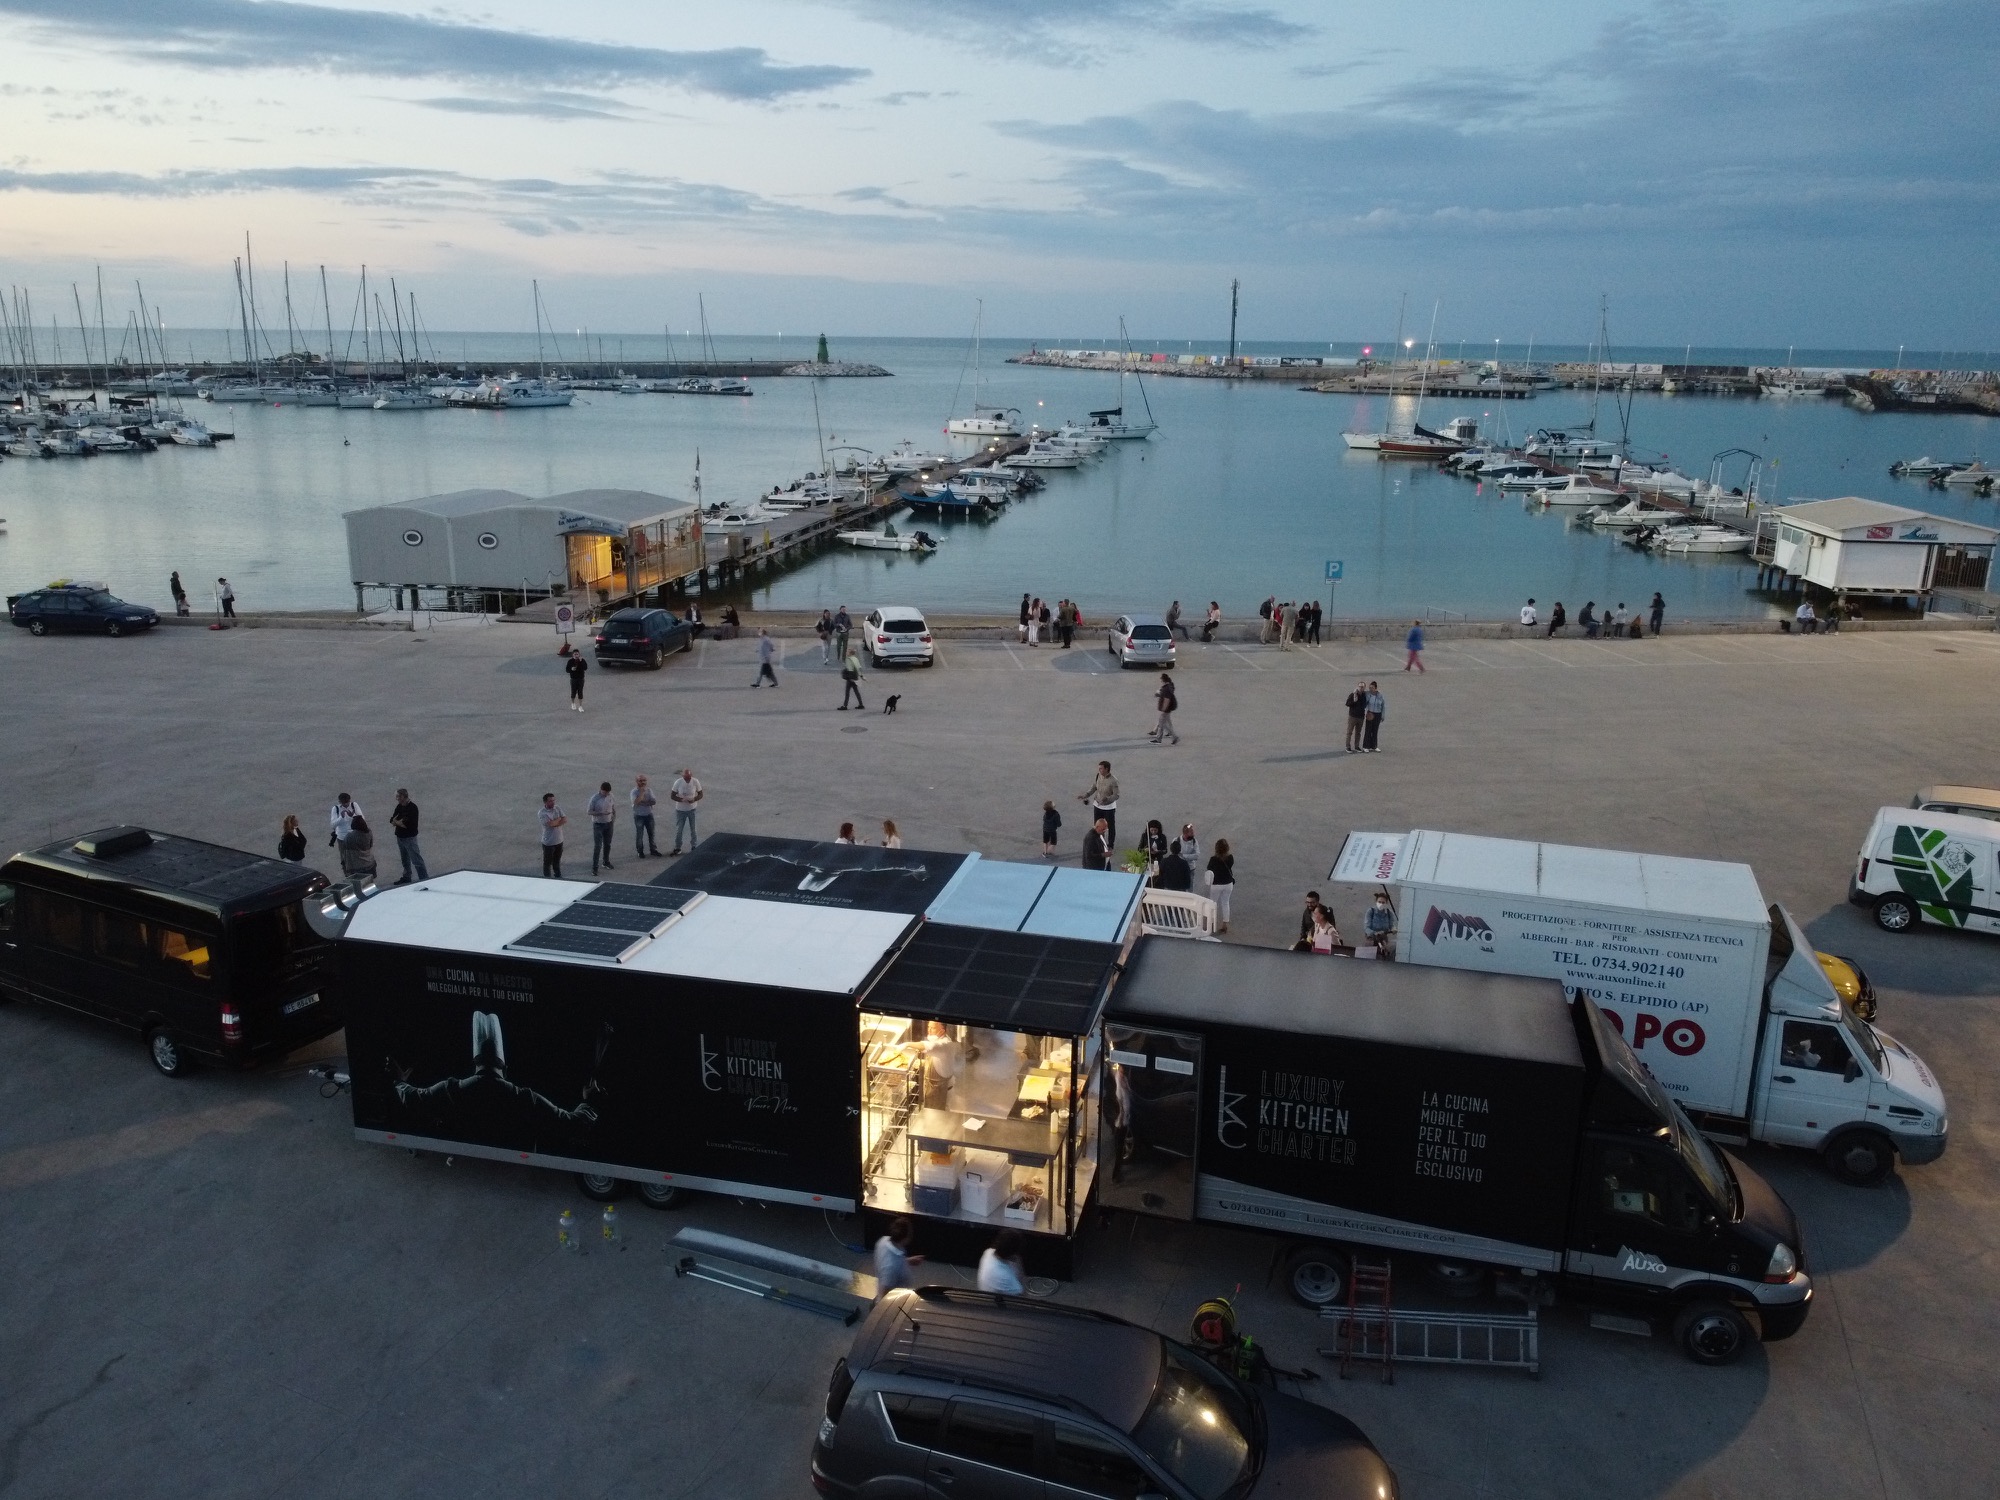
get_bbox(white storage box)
[914,1149,959,1188]
[958,1149,1014,1216]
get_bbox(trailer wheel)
[1426,1259,1490,1299]
[575,1173,630,1202]
[1872,894,1917,932]
[1823,1129,1896,1187]
[1281,1243,1349,1308]
[146,1027,189,1077]
[1673,1300,1753,1366]
[637,1182,686,1210]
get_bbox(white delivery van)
[1333,830,1948,1185]
[1852,805,2000,934]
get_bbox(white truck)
[1332,830,1948,1186]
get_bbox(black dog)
[882,694,900,715]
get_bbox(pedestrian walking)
[882,819,903,849]
[1018,593,1032,643]
[1205,838,1234,933]
[1362,680,1385,752]
[1519,597,1537,629]
[338,815,378,884]
[1041,799,1062,857]
[668,768,702,854]
[839,645,866,709]
[278,814,307,863]
[539,793,567,877]
[1082,817,1111,871]
[816,609,834,664]
[329,792,363,844]
[872,1217,924,1298]
[565,649,588,711]
[1151,673,1180,745]
[1547,601,1567,637]
[169,571,189,616]
[1201,601,1221,643]
[631,775,661,857]
[1649,592,1666,636]
[1167,600,1189,640]
[587,781,617,875]
[832,605,851,662]
[752,627,779,686]
[217,577,237,618]
[1344,681,1369,752]
[977,1229,1027,1295]
[1078,761,1120,846]
[1404,619,1425,673]
[390,787,429,885]
[1580,600,1600,638]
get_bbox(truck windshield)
[1129,1343,1257,1500]
[1839,1002,1886,1072]
[1674,1110,1735,1216]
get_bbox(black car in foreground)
[7,582,160,636]
[812,1287,1396,1500]
[593,606,694,668]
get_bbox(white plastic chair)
[1140,889,1222,941]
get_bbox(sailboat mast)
[389,279,408,379]
[533,281,546,378]
[321,265,335,375]
[1412,300,1440,427]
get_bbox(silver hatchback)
[1108,613,1176,668]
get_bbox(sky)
[0,0,1995,347]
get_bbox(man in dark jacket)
[1157,840,1193,891]
[1344,683,1369,754]
[1082,818,1111,871]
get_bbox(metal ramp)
[1320,1305,1540,1378]
[669,1228,877,1326]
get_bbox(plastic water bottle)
[601,1203,621,1248]
[558,1208,579,1253]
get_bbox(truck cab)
[1754,907,1946,1184]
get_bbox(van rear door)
[227,900,337,1046]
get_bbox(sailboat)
[1349,302,1475,457]
[946,301,1019,435]
[1086,317,1158,439]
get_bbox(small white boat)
[1529,474,1622,507]
[701,502,787,531]
[1941,462,1993,487]
[1495,469,1560,491]
[164,420,215,447]
[79,426,139,453]
[1890,456,1962,477]
[1003,442,1084,469]
[838,524,939,552]
[201,382,267,402]
[1585,498,1686,530]
[373,385,445,410]
[1086,406,1154,439]
[947,409,1020,436]
[1647,524,1753,554]
[1762,380,1823,399]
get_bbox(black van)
[0,826,344,1075]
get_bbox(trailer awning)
[866,924,1122,1036]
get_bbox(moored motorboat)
[837,523,939,552]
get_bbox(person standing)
[631,774,660,857]
[1364,891,1396,955]
[1295,890,1325,951]
[1078,761,1120,845]
[338,815,378,885]
[752,627,779,687]
[1018,593,1032,644]
[169,571,189,616]
[1205,838,1234,933]
[816,609,834,665]
[1649,592,1666,636]
[1519,597,1537,629]
[1178,823,1200,870]
[1167,600,1189,640]
[278,815,307,863]
[881,819,903,849]
[1082,817,1111,871]
[839,645,866,709]
[1362,680,1385,752]
[1404,620,1425,673]
[1344,681,1369,752]
[668,768,703,854]
[1157,840,1192,892]
[217,577,237,619]
[1547,601,1567,637]
[832,605,852,663]
[389,788,429,885]
[1037,597,1051,645]
[329,792,363,845]
[872,1218,924,1298]
[538,793,567,878]
[1275,601,1290,650]
[1611,602,1631,638]
[587,782,617,875]
[1057,599,1076,649]
[565,649,588,711]
[1151,673,1180,745]
[835,822,857,845]
[1041,800,1062,857]
[1306,600,1322,645]
[1201,601,1221,643]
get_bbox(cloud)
[0,0,867,100]
[409,95,634,122]
[820,0,1311,61]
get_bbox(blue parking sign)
[1324,560,1345,581]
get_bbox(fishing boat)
[837,523,939,552]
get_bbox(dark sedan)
[7,584,160,637]
[593,606,694,668]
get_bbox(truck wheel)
[574,1173,629,1202]
[1281,1243,1349,1307]
[1426,1259,1490,1299]
[1823,1130,1896,1186]
[1673,1300,1753,1366]
[147,1027,189,1077]
[637,1182,685,1210]
[1872,894,1917,932]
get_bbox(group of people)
[874,1217,1030,1297]
[287,790,427,887]
[1059,762,1237,931]
[1521,594,1667,639]
[1016,594,1083,648]
[1258,596,1323,646]
[1295,886,1397,957]
[537,770,704,878]
[167,571,234,619]
[834,820,903,848]
[1343,680,1388,752]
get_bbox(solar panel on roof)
[581,883,695,913]
[867,924,1121,1034]
[508,924,650,961]
[545,903,668,934]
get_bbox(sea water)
[2,337,1993,619]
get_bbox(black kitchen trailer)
[1103,937,1814,1364]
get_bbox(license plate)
[283,993,320,1015]
[894,636,914,644]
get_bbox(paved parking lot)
[2,618,1997,1499]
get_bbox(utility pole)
[1228,278,1239,364]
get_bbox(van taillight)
[1858,858,1869,881]
[220,1002,244,1042]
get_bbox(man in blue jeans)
[631,774,661,858]
[587,781,616,875]
[669,767,703,855]
[390,788,429,885]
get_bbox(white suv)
[864,606,935,666]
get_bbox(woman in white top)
[976,1229,1027,1295]
[882,819,902,849]
[835,821,856,844]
